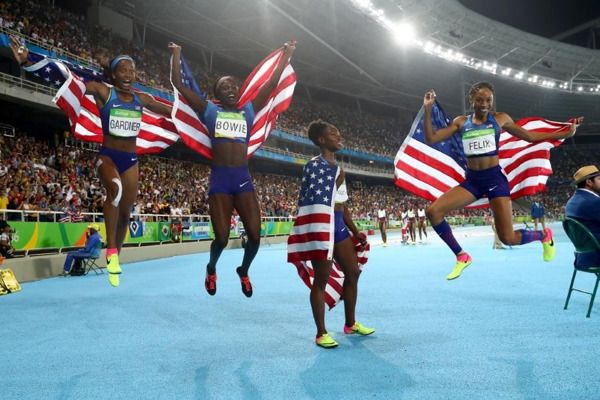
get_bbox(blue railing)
[269,130,394,164]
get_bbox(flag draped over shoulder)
[170,48,296,159]
[394,102,572,208]
[24,55,179,154]
[287,156,370,309]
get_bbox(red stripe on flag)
[287,232,331,245]
[394,178,438,202]
[395,158,454,193]
[394,115,572,207]
[50,63,179,153]
[171,48,295,158]
[238,49,283,106]
[293,213,331,226]
[287,250,329,263]
[403,144,464,182]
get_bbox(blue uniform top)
[200,101,255,145]
[460,113,502,158]
[99,88,143,138]
[565,189,600,268]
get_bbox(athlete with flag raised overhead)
[169,41,296,297]
[287,120,373,349]
[421,82,583,280]
[10,35,173,287]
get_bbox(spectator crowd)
[0,0,597,224]
[1,0,408,158]
[0,132,426,222]
[2,130,595,223]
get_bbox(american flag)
[287,157,370,309]
[23,54,179,154]
[394,102,572,208]
[58,209,83,223]
[170,48,296,159]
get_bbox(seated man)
[63,223,103,274]
[565,165,600,269]
[0,220,15,258]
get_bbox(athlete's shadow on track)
[300,337,415,399]
[489,357,551,400]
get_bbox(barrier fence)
[2,210,547,255]
[0,210,296,253]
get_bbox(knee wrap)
[110,178,122,207]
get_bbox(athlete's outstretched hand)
[9,35,29,65]
[283,40,296,61]
[284,40,296,52]
[423,89,436,107]
[168,42,182,55]
[567,116,584,137]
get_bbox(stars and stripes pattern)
[24,54,179,154]
[58,209,83,223]
[288,156,370,309]
[170,48,296,159]
[394,102,572,208]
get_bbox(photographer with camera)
[0,220,15,258]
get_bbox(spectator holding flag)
[169,41,296,298]
[421,82,583,280]
[10,35,173,287]
[287,120,373,349]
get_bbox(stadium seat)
[562,218,600,318]
[82,241,104,276]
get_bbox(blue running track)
[2,222,599,399]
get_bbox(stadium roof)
[104,0,600,127]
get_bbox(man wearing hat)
[63,224,103,274]
[565,165,600,268]
[0,220,15,258]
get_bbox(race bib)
[214,111,247,140]
[462,128,496,156]
[109,108,142,138]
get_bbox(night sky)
[459,0,600,48]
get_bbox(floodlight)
[393,21,416,45]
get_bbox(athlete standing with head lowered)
[295,120,374,348]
